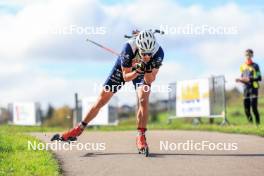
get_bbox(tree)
[43,105,73,128]
[45,104,54,119]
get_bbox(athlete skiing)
[51,30,164,156]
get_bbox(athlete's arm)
[122,67,139,82]
[122,63,146,81]
[236,77,250,83]
[143,47,164,85]
[236,65,250,83]
[120,42,143,82]
[236,75,250,83]
[252,64,262,82]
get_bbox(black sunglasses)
[141,52,152,56]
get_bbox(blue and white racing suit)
[103,38,164,93]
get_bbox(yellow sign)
[181,82,209,101]
[181,82,200,101]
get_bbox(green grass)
[87,115,264,137]
[0,102,263,176]
[86,104,264,137]
[0,125,64,133]
[0,126,61,176]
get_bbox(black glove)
[151,57,163,69]
[145,63,152,73]
[132,63,146,74]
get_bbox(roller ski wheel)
[50,133,77,143]
[51,123,85,143]
[136,134,149,157]
[138,147,149,157]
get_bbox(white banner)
[82,97,109,125]
[13,102,37,125]
[176,78,210,117]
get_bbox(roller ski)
[50,133,77,143]
[136,128,149,157]
[50,122,87,142]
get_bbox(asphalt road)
[32,131,264,176]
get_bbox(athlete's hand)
[241,77,250,83]
[144,57,163,73]
[132,62,146,74]
[236,77,250,83]
[235,78,241,83]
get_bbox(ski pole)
[86,29,165,57]
[86,38,120,57]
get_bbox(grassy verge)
[87,116,264,137]
[0,102,263,176]
[86,107,264,137]
[0,126,61,176]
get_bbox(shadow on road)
[82,152,136,157]
[82,152,264,158]
[149,153,264,158]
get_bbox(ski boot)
[51,122,87,142]
[136,128,149,157]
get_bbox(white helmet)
[136,30,156,53]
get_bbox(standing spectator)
[236,49,262,125]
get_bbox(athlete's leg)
[251,89,260,125]
[136,84,151,129]
[135,84,151,150]
[83,89,114,124]
[60,60,124,141]
[244,98,253,123]
[61,89,114,140]
[251,97,260,125]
